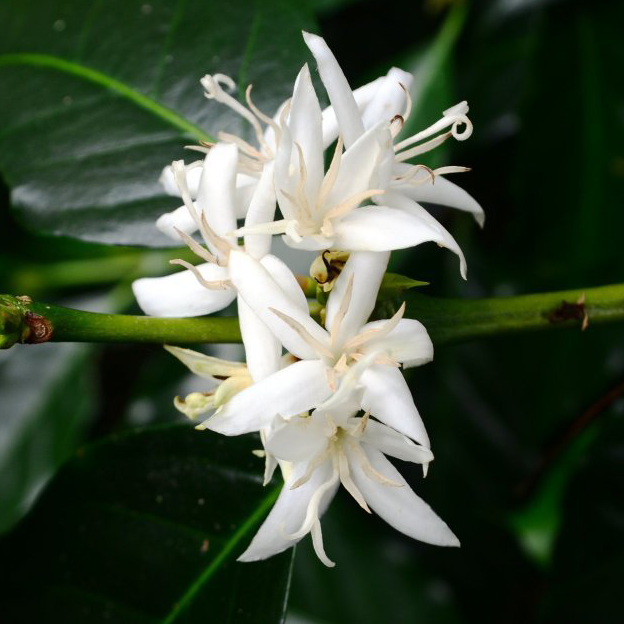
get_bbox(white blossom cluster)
[132,32,483,566]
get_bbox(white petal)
[361,67,413,129]
[325,121,390,208]
[205,359,331,435]
[273,117,298,221]
[238,458,338,562]
[348,445,460,547]
[332,205,444,253]
[289,64,324,207]
[325,251,389,342]
[244,161,276,259]
[322,76,385,148]
[132,263,235,317]
[303,31,365,148]
[229,251,330,360]
[237,295,281,383]
[282,233,335,252]
[196,143,238,245]
[159,162,202,197]
[361,419,433,465]
[264,417,328,464]
[383,191,468,279]
[360,318,433,368]
[156,204,198,240]
[260,254,309,312]
[235,173,259,219]
[360,365,430,448]
[393,167,484,227]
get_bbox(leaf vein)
[162,482,282,623]
[0,53,212,142]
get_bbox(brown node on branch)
[545,293,589,331]
[23,311,54,344]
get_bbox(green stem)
[406,283,624,344]
[2,282,623,350]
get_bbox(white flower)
[303,32,486,278]
[165,345,295,484]
[133,142,298,382]
[233,63,461,268]
[201,249,433,450]
[157,74,285,239]
[239,398,459,566]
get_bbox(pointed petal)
[229,251,330,360]
[348,445,460,547]
[360,318,433,368]
[205,359,332,435]
[303,31,365,148]
[244,161,276,259]
[237,295,282,383]
[332,205,444,254]
[325,251,389,342]
[156,204,199,240]
[361,67,413,129]
[132,263,235,317]
[322,76,385,148]
[361,419,433,465]
[383,191,468,279]
[238,458,337,562]
[360,365,430,448]
[260,254,309,312]
[393,168,485,227]
[326,121,390,208]
[196,143,238,245]
[290,64,324,206]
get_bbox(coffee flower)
[201,250,433,450]
[239,397,459,566]
[234,63,462,270]
[303,32,485,277]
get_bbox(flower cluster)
[132,32,483,566]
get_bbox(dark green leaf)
[0,0,315,246]
[542,412,624,621]
[380,272,428,296]
[0,342,95,533]
[0,424,292,623]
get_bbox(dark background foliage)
[1,0,623,622]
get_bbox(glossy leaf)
[0,0,315,246]
[0,342,94,533]
[0,424,292,623]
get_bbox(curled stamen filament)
[201,74,269,153]
[394,103,472,152]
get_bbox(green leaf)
[380,272,428,296]
[542,412,624,620]
[0,424,293,623]
[0,342,95,533]
[0,0,315,247]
